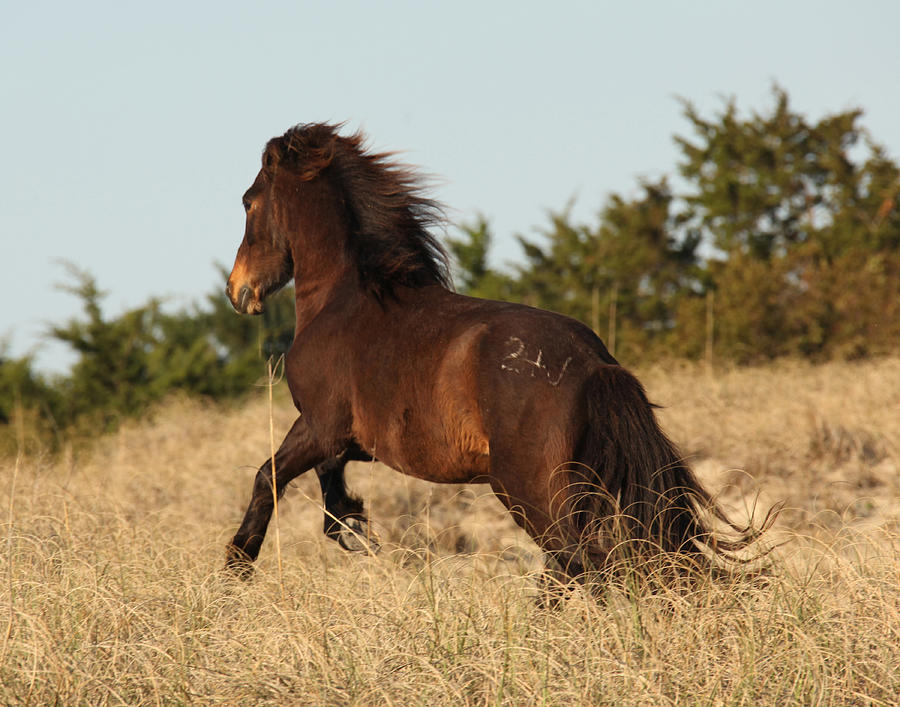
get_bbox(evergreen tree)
[675,86,859,261]
[513,182,700,359]
[0,347,62,454]
[676,86,900,359]
[446,217,516,300]
[48,266,165,426]
[28,265,298,436]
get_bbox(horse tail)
[559,364,773,571]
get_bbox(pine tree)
[446,217,516,300]
[676,86,900,359]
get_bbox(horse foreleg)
[225,416,328,576]
[315,443,381,555]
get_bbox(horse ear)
[262,142,281,175]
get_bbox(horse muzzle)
[226,282,264,315]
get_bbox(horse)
[224,122,770,582]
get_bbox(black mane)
[275,123,452,297]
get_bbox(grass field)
[2,359,899,704]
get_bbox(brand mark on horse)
[500,336,571,387]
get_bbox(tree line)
[451,87,899,364]
[0,265,296,452]
[2,87,898,451]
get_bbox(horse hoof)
[337,517,381,555]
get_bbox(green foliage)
[510,182,702,360]
[48,266,168,427]
[185,265,297,396]
[496,86,899,363]
[673,86,900,361]
[0,347,62,455]
[0,351,54,426]
[446,217,517,300]
[0,264,296,447]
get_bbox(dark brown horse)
[224,123,768,581]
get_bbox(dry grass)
[2,359,899,705]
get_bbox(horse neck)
[287,185,359,331]
[291,269,359,332]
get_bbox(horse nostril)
[237,285,253,312]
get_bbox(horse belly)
[414,404,491,483]
[351,324,492,483]
[352,406,490,484]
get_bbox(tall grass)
[2,360,899,704]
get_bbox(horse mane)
[274,123,452,297]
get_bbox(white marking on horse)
[499,336,525,372]
[548,357,571,387]
[499,336,571,386]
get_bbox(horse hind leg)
[316,444,381,555]
[486,470,587,606]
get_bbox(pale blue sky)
[3,1,899,371]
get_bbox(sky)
[3,1,899,372]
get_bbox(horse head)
[226,142,294,315]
